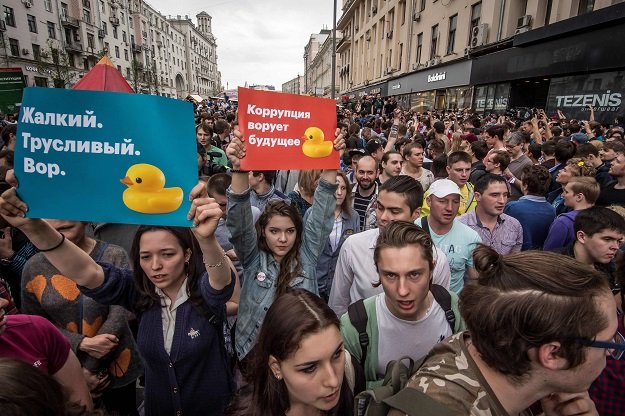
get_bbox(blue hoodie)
[542,210,581,250]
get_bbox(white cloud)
[146,0,337,90]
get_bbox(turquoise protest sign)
[15,87,196,226]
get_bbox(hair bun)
[472,244,503,283]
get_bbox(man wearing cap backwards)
[421,151,477,217]
[416,179,481,293]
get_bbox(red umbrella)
[72,55,134,93]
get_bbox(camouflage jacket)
[388,332,533,416]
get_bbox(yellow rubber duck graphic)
[302,127,333,158]
[120,164,183,214]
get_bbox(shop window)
[34,77,48,87]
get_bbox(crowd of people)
[0,98,625,416]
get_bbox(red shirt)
[0,314,70,374]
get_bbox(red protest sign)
[238,87,338,170]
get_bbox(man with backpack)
[328,176,451,317]
[340,221,463,388]
[384,247,611,416]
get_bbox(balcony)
[336,36,351,53]
[109,16,120,26]
[60,15,80,28]
[131,43,142,53]
[65,42,83,54]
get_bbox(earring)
[274,373,282,380]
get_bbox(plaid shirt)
[0,277,17,314]
[589,312,625,416]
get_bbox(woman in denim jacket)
[226,129,345,361]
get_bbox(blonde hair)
[297,170,322,198]
[567,177,600,204]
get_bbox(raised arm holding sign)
[225,127,345,362]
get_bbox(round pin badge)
[256,272,266,282]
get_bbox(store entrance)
[510,78,550,109]
[434,90,446,110]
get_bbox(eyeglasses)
[572,331,625,360]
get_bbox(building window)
[446,14,457,55]
[83,0,91,9]
[32,43,41,60]
[60,3,68,19]
[578,0,594,14]
[47,22,56,39]
[122,31,127,42]
[3,6,15,27]
[104,42,109,52]
[83,9,91,24]
[416,32,423,64]
[429,24,438,60]
[545,0,553,24]
[87,33,94,49]
[27,14,37,33]
[117,65,121,72]
[129,17,133,29]
[113,26,118,39]
[44,0,52,12]
[8,38,19,56]
[115,46,120,58]
[124,49,128,60]
[100,0,104,13]
[102,22,107,35]
[419,0,425,12]
[34,76,48,87]
[469,2,482,45]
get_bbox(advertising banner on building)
[238,87,338,170]
[15,87,197,226]
[0,68,25,115]
[546,72,624,124]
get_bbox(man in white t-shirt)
[416,179,481,293]
[340,221,463,387]
[329,176,451,317]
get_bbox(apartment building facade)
[281,74,304,95]
[0,0,219,98]
[337,0,625,123]
[307,30,342,97]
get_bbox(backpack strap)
[465,182,475,210]
[430,284,456,332]
[420,216,431,236]
[347,299,369,367]
[383,387,457,416]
